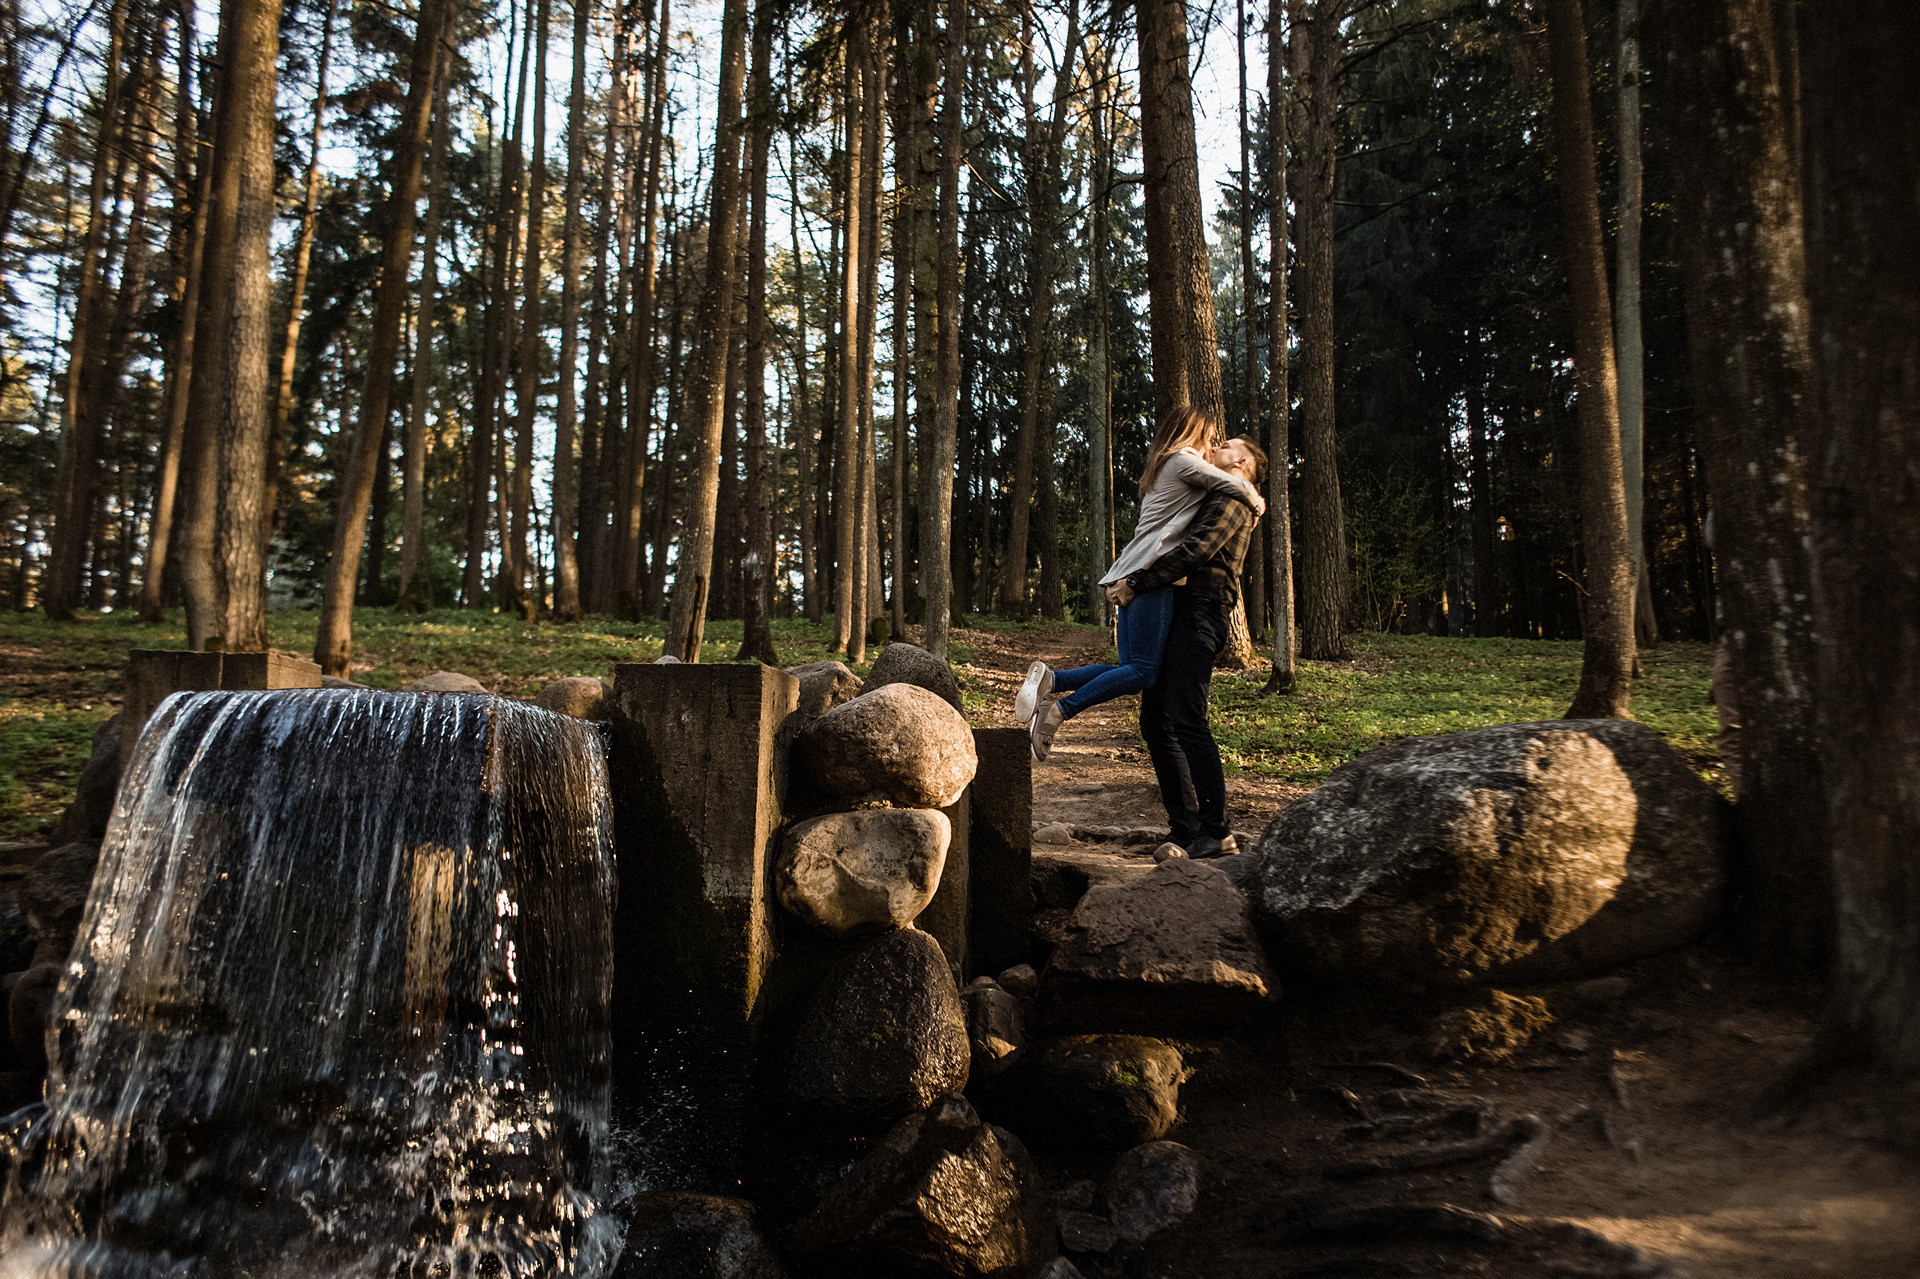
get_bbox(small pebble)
[1555,1028,1593,1054]
[1151,841,1186,863]
[1066,782,1107,795]
[1033,822,1078,845]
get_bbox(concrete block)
[917,791,971,977]
[607,661,799,1186]
[967,728,1033,975]
[120,651,322,771]
[218,651,322,692]
[121,651,224,771]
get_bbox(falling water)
[0,689,618,1278]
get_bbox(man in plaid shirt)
[1107,435,1268,859]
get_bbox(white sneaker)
[1029,700,1064,761]
[1014,661,1053,725]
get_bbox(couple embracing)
[1015,406,1268,861]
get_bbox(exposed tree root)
[1489,1113,1553,1204]
[1325,1115,1529,1178]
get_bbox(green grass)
[0,609,1718,840]
[1204,633,1718,787]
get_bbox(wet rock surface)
[785,661,864,722]
[615,1191,787,1278]
[534,675,612,720]
[1248,720,1730,986]
[21,841,99,964]
[992,1035,1186,1161]
[1040,858,1278,1032]
[862,643,964,711]
[1103,1141,1200,1243]
[785,1094,1056,1278]
[796,684,979,809]
[785,929,971,1131]
[776,810,951,938]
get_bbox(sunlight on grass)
[0,611,1717,840]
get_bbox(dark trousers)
[1139,590,1231,845]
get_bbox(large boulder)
[796,684,978,809]
[1103,1142,1199,1244]
[616,1191,787,1279]
[21,841,99,964]
[863,643,964,712]
[1247,720,1732,987]
[1039,858,1278,1032]
[785,929,970,1132]
[786,661,864,722]
[47,713,122,847]
[404,670,488,693]
[786,1094,1055,1279]
[993,1035,1185,1161]
[534,676,612,721]
[777,810,951,938]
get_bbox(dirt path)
[950,622,1309,843]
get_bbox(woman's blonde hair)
[1138,406,1220,498]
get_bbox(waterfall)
[0,689,618,1279]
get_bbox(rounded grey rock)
[534,675,612,721]
[1103,1141,1199,1244]
[776,809,951,938]
[787,1094,1056,1278]
[784,929,970,1131]
[862,642,963,711]
[996,964,1039,999]
[1248,719,1732,986]
[404,670,488,693]
[796,683,978,809]
[615,1191,786,1279]
[997,1035,1185,1160]
[784,659,863,721]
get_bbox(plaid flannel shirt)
[1126,490,1258,607]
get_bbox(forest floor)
[4,611,1914,1276]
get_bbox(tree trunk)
[792,131,818,622]
[312,0,450,673]
[663,0,749,661]
[1660,0,1829,972]
[1238,0,1265,641]
[1614,0,1654,646]
[503,0,550,621]
[849,29,886,661]
[830,36,865,654]
[1294,0,1344,662]
[549,0,590,622]
[1544,0,1633,719]
[619,0,669,617]
[1799,0,1920,1069]
[397,57,447,614]
[920,0,965,659]
[268,0,336,551]
[888,48,911,641]
[1087,46,1113,627]
[736,0,776,662]
[139,0,209,623]
[1262,0,1296,691]
[1134,0,1223,422]
[44,0,126,620]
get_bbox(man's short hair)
[1228,436,1269,487]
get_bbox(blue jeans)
[1051,587,1176,719]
